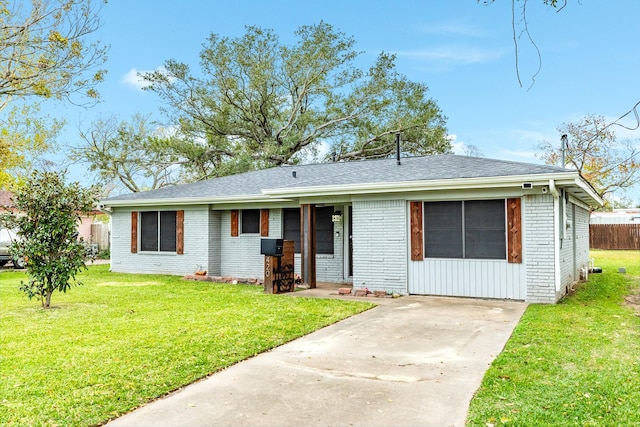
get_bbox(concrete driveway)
[106,295,526,427]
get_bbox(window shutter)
[410,201,424,261]
[176,210,184,255]
[507,198,522,263]
[260,209,269,237]
[131,211,138,253]
[231,210,239,237]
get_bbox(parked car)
[0,227,25,269]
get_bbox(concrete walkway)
[106,295,526,427]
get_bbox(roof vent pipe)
[396,132,401,165]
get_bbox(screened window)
[140,211,177,252]
[424,200,506,260]
[241,209,260,234]
[424,201,462,258]
[282,206,334,255]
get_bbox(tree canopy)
[142,22,449,180]
[0,0,108,189]
[1,170,96,308]
[0,0,108,110]
[72,113,178,193]
[536,114,640,200]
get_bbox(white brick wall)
[559,200,574,295]
[219,210,270,279]
[523,194,557,303]
[352,200,407,294]
[110,206,211,276]
[208,210,221,276]
[574,203,591,274]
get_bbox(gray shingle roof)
[102,154,576,203]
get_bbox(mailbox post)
[261,239,295,294]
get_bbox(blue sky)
[54,0,640,203]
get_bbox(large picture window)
[283,206,334,255]
[424,200,506,260]
[140,211,177,252]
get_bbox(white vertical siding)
[408,259,525,299]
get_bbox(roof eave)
[101,194,294,208]
[262,172,584,197]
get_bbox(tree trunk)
[44,290,52,308]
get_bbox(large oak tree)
[142,22,449,180]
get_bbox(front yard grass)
[467,250,640,426]
[0,265,374,427]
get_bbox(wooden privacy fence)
[90,223,110,250]
[589,224,640,250]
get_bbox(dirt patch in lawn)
[623,288,640,316]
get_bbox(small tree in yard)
[2,171,96,308]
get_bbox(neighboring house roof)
[102,155,603,207]
[0,190,16,210]
[591,209,640,224]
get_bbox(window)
[241,209,260,234]
[315,207,335,255]
[424,201,462,258]
[424,200,506,260]
[140,211,177,252]
[283,208,301,252]
[282,206,334,255]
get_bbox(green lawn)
[467,250,640,427]
[0,265,374,427]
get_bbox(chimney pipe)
[396,132,401,165]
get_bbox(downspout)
[549,180,562,294]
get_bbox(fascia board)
[102,194,294,208]
[552,176,604,207]
[262,173,580,198]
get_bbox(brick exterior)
[110,206,211,276]
[523,194,557,303]
[351,200,407,294]
[109,193,591,303]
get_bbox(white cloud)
[121,68,148,90]
[121,66,171,90]
[396,45,504,67]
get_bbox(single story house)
[101,155,603,303]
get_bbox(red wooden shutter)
[176,210,184,255]
[260,209,269,237]
[231,210,239,237]
[507,198,522,263]
[410,201,424,261]
[131,211,138,253]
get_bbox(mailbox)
[260,238,283,257]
